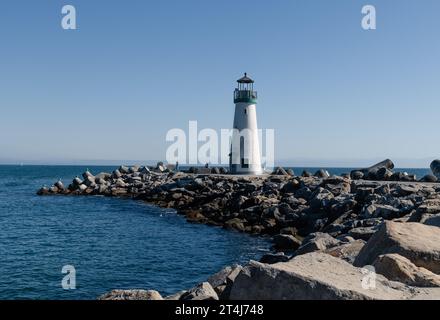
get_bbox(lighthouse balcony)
[234,90,258,104]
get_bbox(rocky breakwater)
[37,160,440,300]
[38,161,440,250]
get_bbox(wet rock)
[373,253,440,288]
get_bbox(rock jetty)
[37,159,440,300]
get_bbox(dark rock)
[260,252,290,264]
[281,180,300,194]
[301,171,312,177]
[314,169,330,179]
[112,169,122,178]
[348,226,378,241]
[309,187,334,210]
[37,187,50,195]
[119,166,130,174]
[376,167,393,181]
[420,174,438,183]
[224,218,246,232]
[351,159,394,181]
[430,159,440,178]
[350,171,364,180]
[273,167,289,176]
[272,234,302,251]
[55,180,65,190]
[211,167,221,175]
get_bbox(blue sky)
[1,0,439,167]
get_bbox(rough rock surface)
[99,289,163,300]
[325,239,366,264]
[354,221,440,274]
[229,252,440,300]
[373,254,440,287]
[180,282,219,301]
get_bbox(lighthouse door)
[240,137,249,169]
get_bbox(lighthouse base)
[230,164,263,176]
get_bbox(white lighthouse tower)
[230,73,263,175]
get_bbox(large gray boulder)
[229,252,440,300]
[354,221,440,274]
[373,254,440,287]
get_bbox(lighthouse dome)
[237,73,254,84]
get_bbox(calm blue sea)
[0,165,430,300]
[0,165,271,300]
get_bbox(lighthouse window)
[244,108,248,115]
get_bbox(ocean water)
[0,165,271,300]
